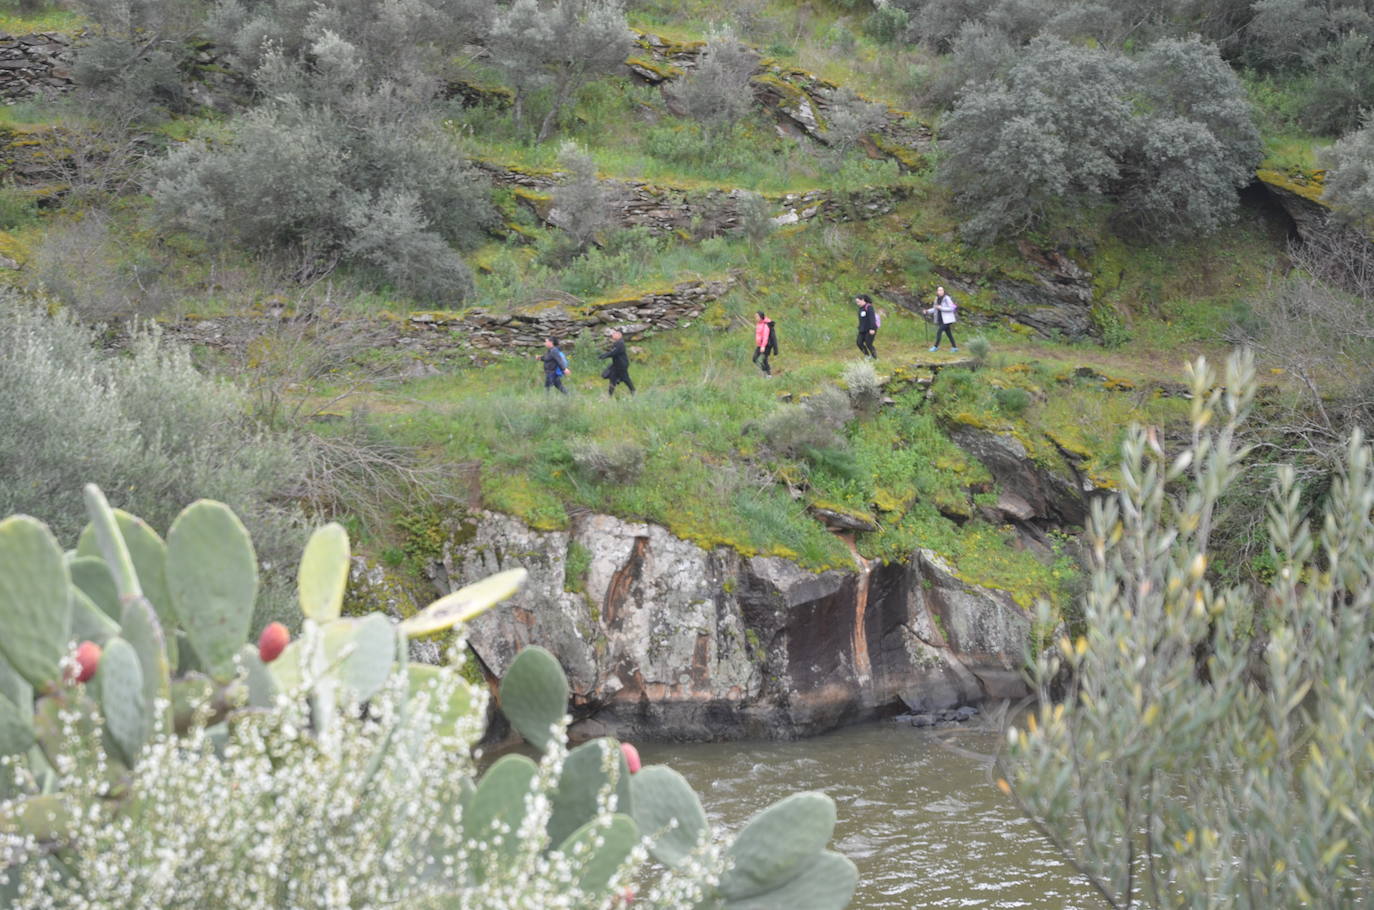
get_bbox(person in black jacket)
[538,336,569,394]
[855,293,878,359]
[598,329,635,397]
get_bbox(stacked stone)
[0,33,75,103]
[412,277,734,350]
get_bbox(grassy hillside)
[0,0,1329,618]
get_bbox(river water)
[644,721,1100,909]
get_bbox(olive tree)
[941,35,1259,242]
[940,36,1133,242]
[1116,36,1261,236]
[151,33,492,300]
[207,0,491,92]
[487,0,632,143]
[1002,350,1374,908]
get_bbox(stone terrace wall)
[0,32,75,102]
[478,160,914,236]
[411,275,736,349]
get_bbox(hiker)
[539,336,569,394]
[753,310,777,376]
[598,329,635,397]
[855,293,878,359]
[924,286,958,352]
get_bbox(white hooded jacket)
[926,294,957,325]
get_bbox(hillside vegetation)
[1,0,1371,624]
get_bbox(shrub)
[993,386,1031,414]
[940,36,1133,242]
[1323,116,1374,231]
[549,141,622,255]
[150,38,492,301]
[664,30,759,138]
[570,438,646,485]
[940,35,1260,242]
[1115,36,1262,237]
[1003,351,1374,907]
[734,189,775,244]
[862,2,910,44]
[965,335,991,368]
[823,87,888,159]
[758,386,854,459]
[0,295,306,568]
[841,359,883,410]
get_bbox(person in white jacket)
[924,286,958,352]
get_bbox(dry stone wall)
[479,160,914,237]
[411,275,736,349]
[0,32,75,102]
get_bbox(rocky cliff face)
[431,510,1030,741]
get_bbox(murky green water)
[644,722,1100,909]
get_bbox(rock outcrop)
[430,510,1031,741]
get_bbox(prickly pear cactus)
[0,488,858,910]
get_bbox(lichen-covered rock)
[433,509,1033,741]
[945,425,1090,526]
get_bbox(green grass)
[452,75,906,193]
[0,5,83,34]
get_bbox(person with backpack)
[924,286,958,352]
[598,329,635,397]
[753,310,777,377]
[855,293,878,359]
[540,336,570,394]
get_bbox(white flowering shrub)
[0,491,857,909]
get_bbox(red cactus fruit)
[620,886,636,905]
[620,741,641,774]
[258,622,290,664]
[73,641,101,683]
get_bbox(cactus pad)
[97,637,148,768]
[166,500,258,682]
[0,515,72,689]
[722,850,858,910]
[630,765,708,869]
[0,692,34,758]
[548,739,633,849]
[297,522,350,624]
[499,645,569,752]
[400,567,527,637]
[557,813,640,895]
[720,792,837,900]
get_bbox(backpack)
[765,320,778,355]
[873,309,882,329]
[555,349,569,375]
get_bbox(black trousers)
[544,372,567,393]
[856,330,877,358]
[933,322,957,348]
[608,369,635,396]
[753,346,771,374]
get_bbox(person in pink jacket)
[753,310,776,376]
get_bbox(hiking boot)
[929,346,939,352]
[951,346,959,352]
